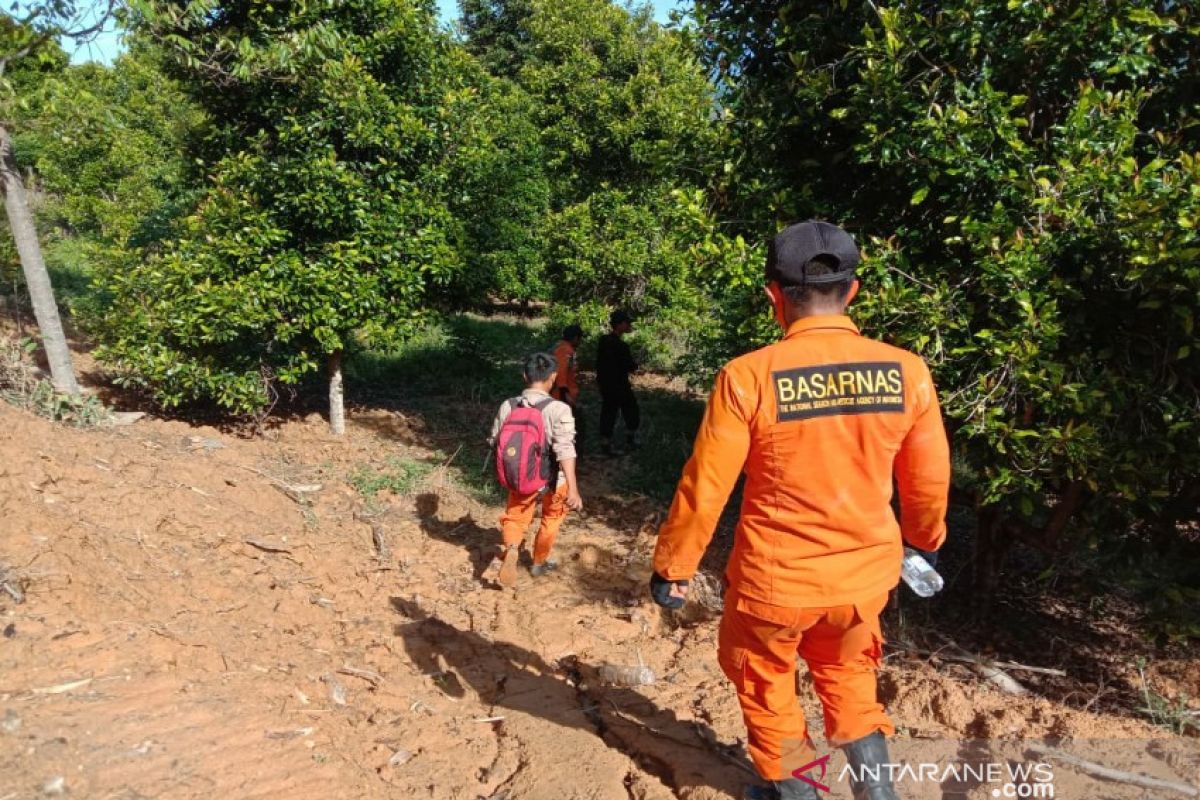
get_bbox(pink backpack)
[495,397,556,494]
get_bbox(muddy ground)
[1,387,1197,799]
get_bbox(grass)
[348,456,436,500]
[346,313,708,506]
[1135,657,1199,736]
[606,386,705,502]
[346,314,555,506]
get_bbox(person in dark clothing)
[596,309,640,455]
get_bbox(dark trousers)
[599,385,640,440]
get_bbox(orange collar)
[784,315,860,339]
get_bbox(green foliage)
[94,0,481,415]
[4,43,203,319]
[15,45,202,250]
[439,64,551,306]
[515,0,716,202]
[0,8,72,92]
[696,0,1200,539]
[460,0,534,79]
[461,0,723,320]
[544,188,704,311]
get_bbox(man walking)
[596,309,640,456]
[649,221,950,800]
[553,324,585,445]
[490,352,583,586]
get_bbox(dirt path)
[0,404,1196,799]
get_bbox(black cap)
[610,309,632,327]
[765,220,859,287]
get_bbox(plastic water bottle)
[598,663,656,686]
[901,547,944,597]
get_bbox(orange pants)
[500,484,569,565]
[717,589,894,780]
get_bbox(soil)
[1,392,1197,798]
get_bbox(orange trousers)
[500,484,569,565]
[717,589,894,780]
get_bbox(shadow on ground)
[390,595,746,797]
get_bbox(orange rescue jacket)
[553,340,580,404]
[653,315,950,607]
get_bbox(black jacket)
[596,333,637,393]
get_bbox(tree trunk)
[0,124,78,395]
[328,350,345,436]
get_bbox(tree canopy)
[695,0,1199,619]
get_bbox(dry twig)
[338,665,384,686]
[891,644,1066,677]
[243,537,293,554]
[1026,744,1199,798]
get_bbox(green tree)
[462,0,723,335]
[460,0,534,79]
[0,3,116,394]
[438,61,551,307]
[697,0,1200,606]
[516,0,715,203]
[97,0,480,432]
[13,40,202,296]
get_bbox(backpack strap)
[531,397,559,477]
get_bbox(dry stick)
[1026,744,1200,798]
[974,663,1028,696]
[31,677,92,695]
[892,645,1067,677]
[0,579,23,604]
[243,538,293,554]
[934,640,1030,695]
[337,665,384,686]
[370,521,389,560]
[234,464,321,501]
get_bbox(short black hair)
[523,352,558,383]
[781,257,855,305]
[562,324,583,341]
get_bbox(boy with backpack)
[489,352,583,587]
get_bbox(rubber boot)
[743,777,820,800]
[842,731,899,800]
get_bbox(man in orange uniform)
[553,325,585,448]
[650,221,950,800]
[553,325,583,407]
